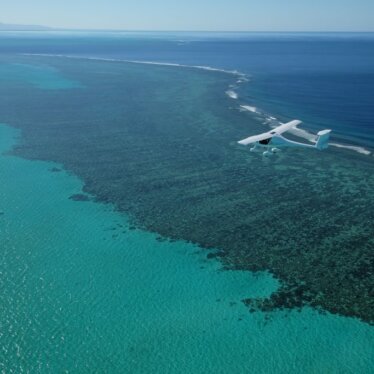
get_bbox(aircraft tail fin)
[315,129,331,150]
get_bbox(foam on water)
[21,53,372,156]
[329,142,372,155]
[226,90,238,99]
[242,102,372,155]
[22,53,247,79]
[240,105,258,113]
[286,126,372,155]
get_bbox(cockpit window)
[259,138,271,145]
[270,131,276,134]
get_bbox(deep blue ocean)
[2,31,374,150]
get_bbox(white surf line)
[240,106,372,156]
[240,105,258,113]
[23,54,371,156]
[23,53,249,102]
[226,90,238,99]
[329,142,371,155]
[22,53,248,79]
[282,122,371,155]
[288,127,371,155]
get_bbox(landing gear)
[263,145,272,157]
[263,146,281,157]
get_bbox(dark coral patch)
[69,193,90,202]
[4,56,374,324]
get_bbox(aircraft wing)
[238,132,272,145]
[273,120,301,134]
[237,120,302,145]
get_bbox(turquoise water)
[0,36,373,372]
[2,55,372,324]
[1,124,373,372]
[0,63,81,89]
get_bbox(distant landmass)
[0,22,52,31]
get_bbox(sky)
[1,0,374,32]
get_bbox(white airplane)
[238,120,331,156]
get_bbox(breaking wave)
[226,90,238,99]
[22,53,246,78]
[240,102,371,155]
[329,142,371,155]
[240,105,258,114]
[23,53,371,156]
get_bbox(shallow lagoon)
[1,55,372,323]
[0,39,374,372]
[1,124,373,372]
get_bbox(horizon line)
[1,28,374,33]
[1,22,374,33]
